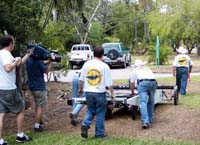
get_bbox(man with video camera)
[26,45,55,132]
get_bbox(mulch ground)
[3,81,200,143]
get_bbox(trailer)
[67,84,179,120]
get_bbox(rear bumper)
[103,59,125,66]
[69,60,86,66]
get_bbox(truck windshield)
[72,46,89,51]
[102,44,120,52]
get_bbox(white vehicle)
[68,44,93,69]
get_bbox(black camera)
[27,44,61,62]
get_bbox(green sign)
[155,36,160,67]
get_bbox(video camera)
[27,44,61,62]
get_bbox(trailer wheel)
[173,88,179,105]
[105,108,112,120]
[131,106,138,120]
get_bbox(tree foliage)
[148,0,200,54]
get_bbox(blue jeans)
[137,81,157,125]
[71,73,84,116]
[176,67,188,95]
[81,92,107,137]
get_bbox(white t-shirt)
[79,59,112,93]
[130,66,155,83]
[173,54,193,67]
[0,49,16,90]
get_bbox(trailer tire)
[105,108,112,120]
[174,88,179,105]
[131,106,138,120]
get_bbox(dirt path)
[4,82,200,143]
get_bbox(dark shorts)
[31,91,47,107]
[0,89,25,113]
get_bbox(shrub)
[148,44,171,65]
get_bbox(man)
[78,46,115,138]
[130,59,157,129]
[26,48,53,132]
[0,35,33,145]
[173,46,193,95]
[69,71,85,126]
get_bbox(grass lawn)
[4,133,197,145]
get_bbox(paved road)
[45,66,200,82]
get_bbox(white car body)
[68,44,93,69]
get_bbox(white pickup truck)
[68,44,93,69]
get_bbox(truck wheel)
[122,60,127,68]
[174,88,179,105]
[127,57,131,66]
[107,49,119,60]
[131,106,138,120]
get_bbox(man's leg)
[180,69,188,95]
[35,106,43,124]
[0,113,5,139]
[81,95,95,128]
[139,92,149,124]
[16,111,24,133]
[147,83,157,123]
[16,110,32,143]
[95,93,107,138]
[81,93,95,138]
[176,70,182,93]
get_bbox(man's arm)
[78,80,84,96]
[189,65,192,73]
[4,57,21,72]
[107,86,116,100]
[21,48,34,64]
[130,82,136,95]
[45,60,52,74]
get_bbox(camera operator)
[26,51,54,132]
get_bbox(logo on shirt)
[178,56,187,66]
[86,69,102,86]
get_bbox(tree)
[148,0,200,55]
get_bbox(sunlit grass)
[4,133,196,145]
[180,93,200,109]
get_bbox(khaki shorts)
[31,91,47,107]
[0,89,25,113]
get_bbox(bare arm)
[4,57,21,72]
[45,60,52,74]
[21,48,34,64]
[78,80,84,96]
[130,82,136,95]
[189,65,192,73]
[107,86,116,101]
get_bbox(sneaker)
[0,141,7,145]
[81,125,88,138]
[142,123,150,129]
[16,134,32,143]
[69,112,78,126]
[34,125,43,132]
